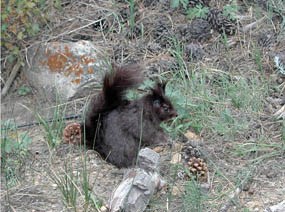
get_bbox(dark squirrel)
[65,63,177,168]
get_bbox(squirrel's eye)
[153,99,160,106]
[163,106,169,112]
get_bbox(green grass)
[183,179,207,212]
[1,120,32,188]
[34,95,67,149]
[163,34,282,210]
[127,0,136,38]
[48,161,80,211]
[47,144,103,211]
[166,62,270,138]
[233,135,285,163]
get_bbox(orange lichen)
[87,67,94,74]
[76,68,84,77]
[43,44,95,84]
[64,46,74,59]
[47,53,68,72]
[81,55,96,65]
[72,78,81,84]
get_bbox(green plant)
[33,95,67,148]
[17,85,32,96]
[211,108,249,138]
[223,1,239,20]
[48,162,79,210]
[1,120,32,188]
[169,38,190,85]
[187,4,209,19]
[266,0,285,18]
[233,137,284,163]
[81,154,102,211]
[183,179,206,212]
[170,0,189,9]
[1,0,51,62]
[281,121,285,142]
[126,0,136,37]
[252,46,263,73]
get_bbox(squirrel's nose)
[172,111,178,118]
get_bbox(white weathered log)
[269,200,285,212]
[108,148,165,212]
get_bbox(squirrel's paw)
[63,123,82,145]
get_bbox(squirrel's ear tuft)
[161,82,166,92]
[151,82,166,97]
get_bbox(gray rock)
[24,40,108,101]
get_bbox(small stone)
[51,183,58,190]
[170,153,182,164]
[200,183,210,192]
[171,186,181,196]
[100,205,108,212]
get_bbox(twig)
[219,187,241,212]
[241,17,265,33]
[1,60,22,98]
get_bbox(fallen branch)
[241,17,265,33]
[1,60,22,98]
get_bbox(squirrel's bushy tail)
[103,63,143,110]
[83,63,143,145]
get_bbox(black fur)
[82,64,177,167]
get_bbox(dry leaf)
[184,130,202,141]
[153,146,164,153]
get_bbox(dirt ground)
[1,0,285,211]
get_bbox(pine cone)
[189,0,210,7]
[178,18,212,42]
[153,20,173,47]
[63,122,82,144]
[182,143,201,160]
[207,8,237,35]
[188,157,208,177]
[185,42,205,61]
[257,31,277,48]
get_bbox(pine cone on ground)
[207,8,237,35]
[181,143,201,160]
[257,31,277,48]
[153,19,174,47]
[63,122,82,145]
[185,42,205,61]
[178,18,212,42]
[187,157,208,177]
[189,0,210,7]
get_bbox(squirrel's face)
[153,98,177,121]
[150,83,178,121]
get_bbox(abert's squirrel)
[64,64,177,167]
